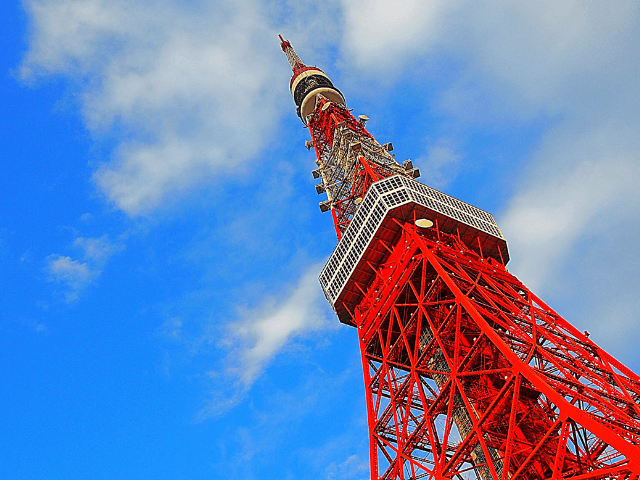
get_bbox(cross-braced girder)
[349,221,640,480]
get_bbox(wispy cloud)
[47,255,95,301]
[416,138,461,189]
[191,264,330,418]
[47,234,123,301]
[227,264,329,388]
[325,454,369,480]
[500,130,640,292]
[73,235,122,262]
[341,1,639,111]
[20,0,288,215]
[499,122,640,354]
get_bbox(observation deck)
[319,175,509,325]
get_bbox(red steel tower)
[280,36,640,480]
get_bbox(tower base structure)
[320,176,640,480]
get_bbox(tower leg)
[350,219,640,480]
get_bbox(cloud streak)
[47,234,123,301]
[47,255,95,301]
[341,1,639,111]
[500,124,640,292]
[21,0,287,214]
[190,264,330,419]
[416,138,461,189]
[227,264,329,388]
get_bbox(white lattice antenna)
[279,34,304,70]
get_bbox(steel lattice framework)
[306,103,417,238]
[280,36,640,480]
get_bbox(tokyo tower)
[279,36,640,480]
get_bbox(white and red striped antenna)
[279,34,305,74]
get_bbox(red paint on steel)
[306,97,398,236]
[278,34,291,51]
[350,223,640,479]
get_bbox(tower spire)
[279,34,305,73]
[278,34,347,124]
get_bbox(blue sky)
[2,1,640,479]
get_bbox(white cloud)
[341,0,453,71]
[47,255,95,301]
[73,234,123,262]
[416,138,461,189]
[227,264,329,388]
[47,234,123,301]
[21,0,288,214]
[325,454,368,480]
[501,124,640,292]
[158,316,183,341]
[499,122,640,356]
[341,1,639,113]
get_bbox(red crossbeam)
[348,223,640,479]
